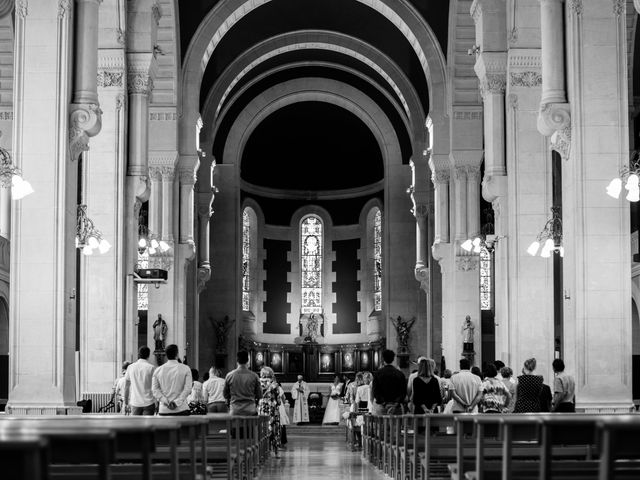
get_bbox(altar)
[239,337,385,383]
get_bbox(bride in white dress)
[322,376,343,424]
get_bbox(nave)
[258,426,385,480]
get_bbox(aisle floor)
[257,432,387,480]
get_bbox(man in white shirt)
[124,346,155,415]
[113,361,131,414]
[152,344,192,416]
[450,358,482,413]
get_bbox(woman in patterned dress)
[513,358,544,413]
[470,364,511,413]
[258,367,282,456]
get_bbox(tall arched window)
[480,245,492,310]
[301,215,323,313]
[242,208,251,311]
[373,209,382,311]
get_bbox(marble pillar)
[7,0,83,414]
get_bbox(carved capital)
[466,165,481,182]
[69,103,102,160]
[456,256,479,271]
[568,0,583,14]
[431,169,450,185]
[149,166,163,182]
[454,166,468,181]
[197,265,212,294]
[160,166,175,181]
[179,169,196,185]
[612,0,624,16]
[16,0,26,18]
[480,74,506,99]
[537,102,571,137]
[414,266,429,292]
[58,0,72,18]
[127,73,153,95]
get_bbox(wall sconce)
[527,206,563,258]
[76,204,111,255]
[0,144,33,200]
[606,150,640,201]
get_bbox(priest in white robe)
[291,375,310,424]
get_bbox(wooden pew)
[0,431,49,480]
[596,415,640,480]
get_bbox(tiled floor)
[258,433,386,480]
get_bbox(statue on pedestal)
[152,314,168,352]
[462,315,475,353]
[391,315,416,349]
[210,315,235,354]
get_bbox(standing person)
[322,375,343,424]
[470,364,511,413]
[276,377,289,448]
[187,368,206,414]
[371,349,407,415]
[345,372,362,405]
[406,356,427,407]
[224,351,261,415]
[449,358,482,413]
[203,367,227,413]
[410,358,442,413]
[258,367,282,457]
[500,367,517,413]
[551,358,576,412]
[291,375,310,424]
[123,347,155,415]
[113,361,131,414]
[151,344,192,416]
[513,358,544,413]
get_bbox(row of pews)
[0,413,270,480]
[361,413,640,480]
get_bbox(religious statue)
[462,315,475,352]
[210,315,235,354]
[391,315,416,348]
[152,314,168,351]
[299,313,323,343]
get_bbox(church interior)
[0,0,638,426]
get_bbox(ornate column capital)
[454,166,468,181]
[179,169,196,185]
[126,53,157,95]
[431,169,450,185]
[414,266,429,293]
[148,166,163,182]
[474,52,507,98]
[69,103,102,160]
[465,165,481,182]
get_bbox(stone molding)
[97,71,123,88]
[550,126,572,161]
[149,112,177,121]
[69,103,102,160]
[453,111,482,121]
[508,50,542,70]
[456,256,479,271]
[510,71,542,87]
[149,150,177,167]
[98,50,125,70]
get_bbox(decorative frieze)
[97,71,123,88]
[508,52,542,70]
[510,71,542,88]
[456,256,479,272]
[149,112,177,121]
[453,111,483,121]
[0,111,13,120]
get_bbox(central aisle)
[257,427,386,480]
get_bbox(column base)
[5,405,83,415]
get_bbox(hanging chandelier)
[461,208,500,253]
[0,145,33,199]
[526,206,563,258]
[138,223,170,255]
[76,204,111,255]
[606,150,640,201]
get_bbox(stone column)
[466,166,481,238]
[453,167,468,242]
[7,0,81,414]
[69,0,103,160]
[148,167,162,234]
[161,166,175,242]
[561,0,632,411]
[124,54,154,358]
[431,168,450,244]
[179,167,196,245]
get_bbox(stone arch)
[180,0,448,157]
[199,30,425,140]
[210,61,411,148]
[221,78,402,172]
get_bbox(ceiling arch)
[180,0,448,159]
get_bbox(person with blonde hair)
[203,366,227,413]
[410,358,442,413]
[513,357,544,413]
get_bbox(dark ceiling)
[177,0,450,195]
[241,101,384,191]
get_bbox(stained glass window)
[480,245,492,310]
[301,215,322,313]
[373,209,382,311]
[137,250,149,311]
[242,209,250,311]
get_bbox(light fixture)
[527,206,563,257]
[138,222,171,256]
[461,208,501,253]
[76,204,111,256]
[607,151,640,201]
[0,144,34,199]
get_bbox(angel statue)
[391,315,416,348]
[209,315,235,354]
